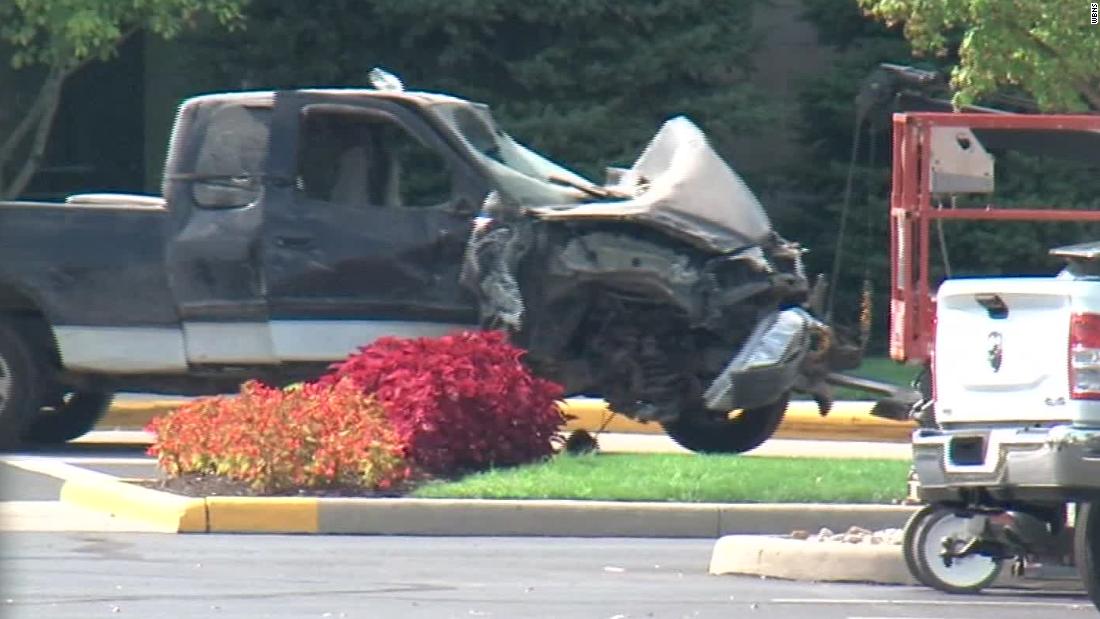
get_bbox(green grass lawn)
[850,356,921,386]
[411,453,909,504]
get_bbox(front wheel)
[26,391,115,444]
[661,395,788,454]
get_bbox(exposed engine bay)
[458,115,859,453]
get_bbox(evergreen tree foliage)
[787,0,1100,351]
[180,0,771,180]
[860,0,1100,112]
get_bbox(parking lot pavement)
[0,442,158,503]
[0,501,166,533]
[0,449,163,532]
[0,462,65,502]
[0,452,174,533]
[0,533,1090,619]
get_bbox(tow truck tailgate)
[935,278,1074,425]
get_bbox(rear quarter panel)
[0,201,176,327]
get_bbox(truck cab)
[0,88,516,448]
[161,90,487,370]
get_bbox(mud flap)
[703,308,816,411]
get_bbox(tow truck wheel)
[904,505,1002,594]
[902,504,938,587]
[661,395,788,454]
[0,318,48,452]
[26,391,115,444]
[1073,501,1100,611]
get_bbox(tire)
[906,505,1002,594]
[1074,501,1100,611]
[661,395,788,454]
[902,504,938,587]
[26,391,114,444]
[0,318,48,452]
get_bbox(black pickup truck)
[0,75,856,452]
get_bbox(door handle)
[274,235,314,249]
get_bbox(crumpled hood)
[526,116,774,254]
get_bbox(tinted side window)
[192,104,271,208]
[296,109,452,208]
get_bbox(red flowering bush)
[147,378,408,494]
[319,330,565,476]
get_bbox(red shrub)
[147,378,409,494]
[320,330,565,476]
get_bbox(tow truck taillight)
[1070,313,1100,400]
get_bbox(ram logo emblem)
[987,331,1003,372]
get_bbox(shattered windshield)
[426,102,591,207]
[532,117,774,253]
[426,99,773,254]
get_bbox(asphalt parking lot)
[0,432,1092,618]
[0,533,1092,619]
[0,440,157,503]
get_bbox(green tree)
[0,0,247,199]
[776,0,926,347]
[793,0,1100,352]
[178,0,770,180]
[858,0,1100,111]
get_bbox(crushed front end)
[452,111,858,452]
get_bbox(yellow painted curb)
[776,401,915,442]
[100,400,188,428]
[56,481,916,536]
[562,399,915,442]
[102,398,915,442]
[206,497,319,533]
[59,477,321,533]
[59,477,207,533]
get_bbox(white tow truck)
[904,248,1100,595]
[881,110,1100,604]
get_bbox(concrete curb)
[101,399,915,442]
[207,496,317,533]
[53,461,919,536]
[709,535,919,585]
[32,462,207,533]
[708,535,1078,591]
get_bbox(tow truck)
[865,67,1100,605]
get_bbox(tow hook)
[939,535,1005,567]
[1011,556,1027,578]
[940,535,971,567]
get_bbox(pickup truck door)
[163,97,277,366]
[262,93,482,361]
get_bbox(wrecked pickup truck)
[0,72,857,452]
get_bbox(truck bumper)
[913,424,1100,503]
[702,307,816,412]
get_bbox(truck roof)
[1051,240,1100,261]
[180,88,481,109]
